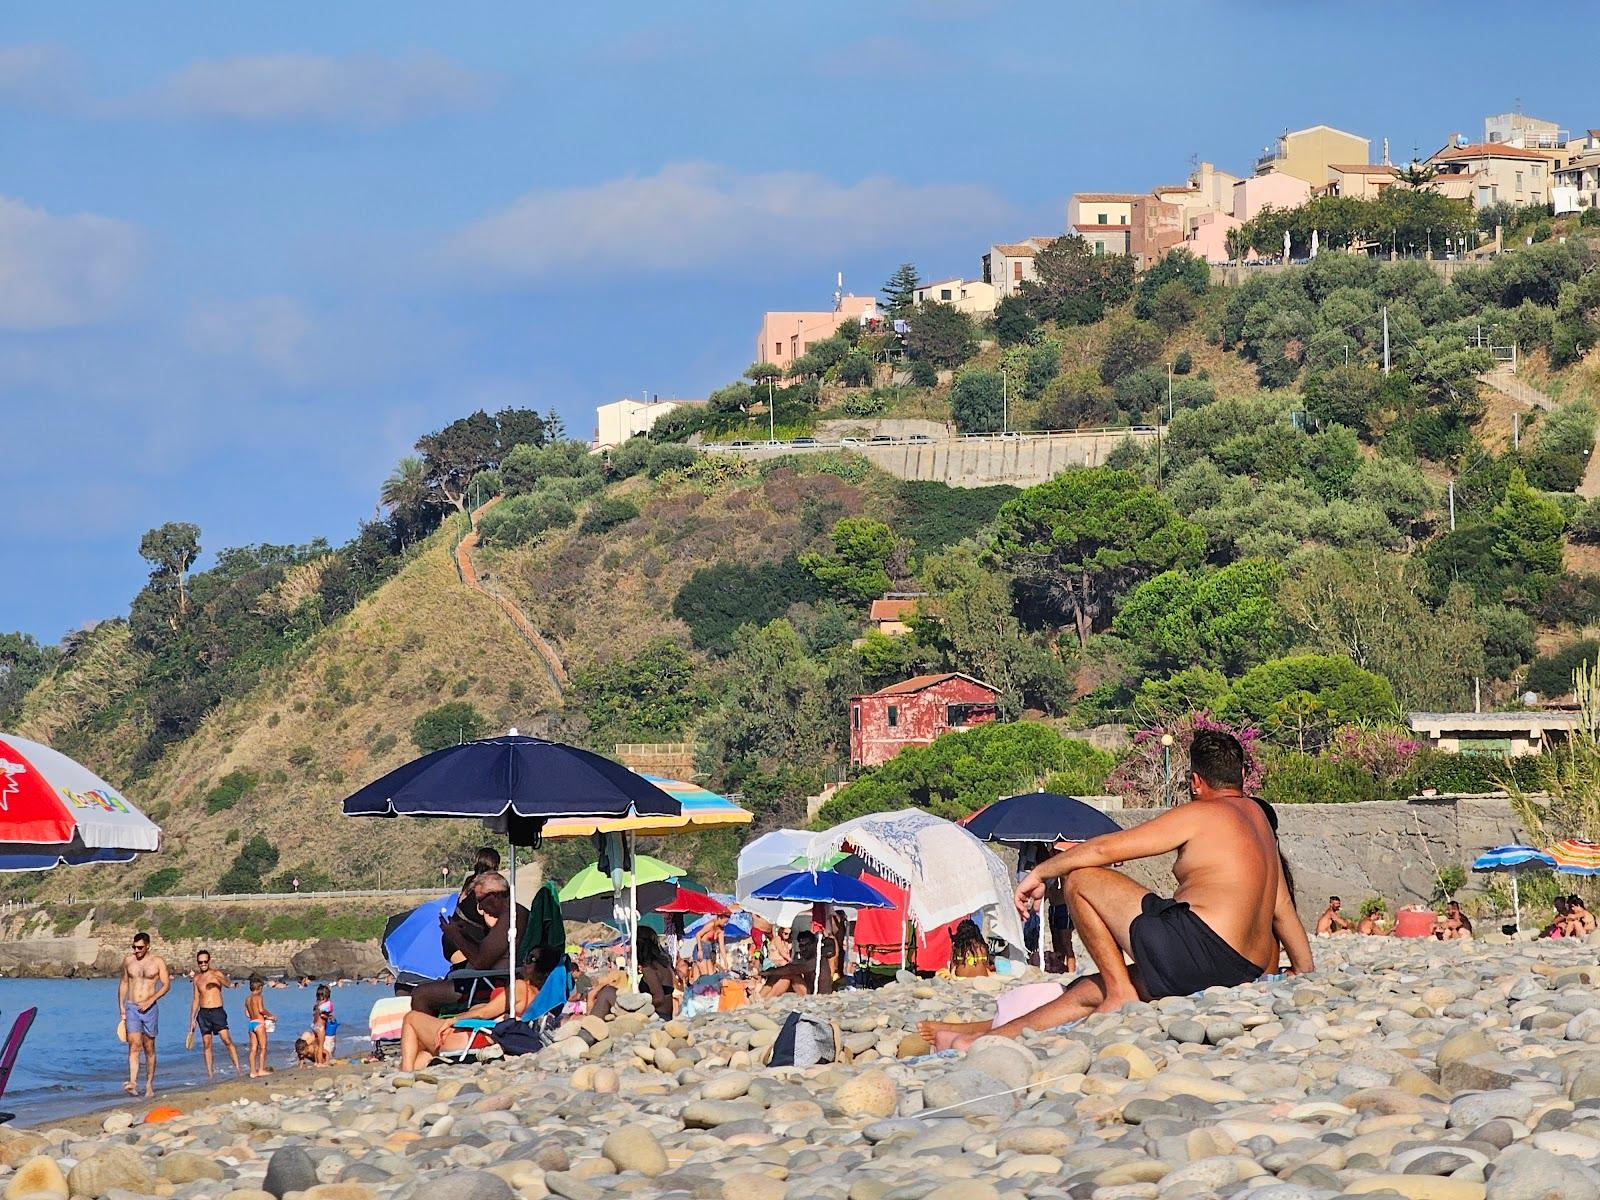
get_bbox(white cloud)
[182,295,314,381]
[446,162,1016,280]
[156,52,484,123]
[0,196,144,329]
[0,43,78,106]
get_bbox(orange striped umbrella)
[1546,839,1600,875]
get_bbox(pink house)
[756,295,878,367]
[1186,209,1243,264]
[1232,173,1312,221]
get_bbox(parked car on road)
[729,440,754,448]
[790,436,819,447]
[907,433,934,443]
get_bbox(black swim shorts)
[196,1005,229,1035]
[1128,894,1266,1000]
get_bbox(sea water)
[0,977,396,1125]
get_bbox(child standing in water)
[311,984,336,1059]
[245,975,276,1077]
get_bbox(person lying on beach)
[1434,900,1473,941]
[399,959,545,1071]
[947,919,993,978]
[1315,897,1354,936]
[919,730,1314,1051]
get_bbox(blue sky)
[3,1,1598,641]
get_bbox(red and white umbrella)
[0,732,161,871]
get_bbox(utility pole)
[1513,412,1520,449]
[1166,361,1174,420]
[768,377,775,443]
[1448,478,1456,531]
[1382,305,1390,376]
[1001,369,1008,434]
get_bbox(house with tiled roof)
[848,672,1001,767]
[981,237,1054,298]
[911,276,997,317]
[1324,162,1400,200]
[1066,194,1140,256]
[1428,139,1553,207]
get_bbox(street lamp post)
[1166,361,1174,421]
[1160,732,1175,806]
[768,377,775,444]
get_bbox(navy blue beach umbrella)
[343,732,680,998]
[752,870,894,992]
[962,791,1121,846]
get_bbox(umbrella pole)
[628,830,639,992]
[1512,868,1520,935]
[815,902,825,996]
[900,884,909,974]
[507,841,518,1010]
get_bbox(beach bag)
[765,1012,839,1068]
[489,1017,545,1056]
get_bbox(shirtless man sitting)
[118,931,171,1097]
[187,948,242,1078]
[1316,896,1354,936]
[920,731,1313,1049]
[1435,900,1474,940]
[1567,895,1596,936]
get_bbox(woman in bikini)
[398,960,545,1071]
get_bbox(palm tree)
[380,457,429,513]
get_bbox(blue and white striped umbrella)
[1472,845,1558,871]
[1471,844,1558,933]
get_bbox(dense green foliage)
[672,556,824,654]
[216,833,281,894]
[411,701,488,753]
[202,769,259,814]
[817,723,1110,824]
[573,638,706,745]
[893,482,1018,555]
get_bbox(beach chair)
[366,996,413,1061]
[437,961,573,1064]
[0,1008,38,1125]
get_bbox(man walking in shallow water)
[118,931,170,1097]
[187,948,242,1078]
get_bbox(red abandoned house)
[848,672,1002,768]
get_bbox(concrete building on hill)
[1324,162,1400,200]
[1554,132,1600,214]
[849,673,1001,768]
[1253,124,1371,186]
[1233,171,1314,221]
[1408,711,1578,758]
[594,397,703,450]
[911,277,997,316]
[1428,139,1551,208]
[755,294,877,368]
[982,238,1053,298]
[1066,194,1139,256]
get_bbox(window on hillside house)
[775,343,783,356]
[1097,212,1108,224]
[886,705,899,728]
[1516,171,1524,192]
[852,706,860,729]
[1013,262,1022,281]
[940,288,952,300]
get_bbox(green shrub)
[645,443,699,478]
[1406,748,1542,795]
[412,701,488,753]
[202,769,258,814]
[894,481,1018,555]
[216,834,280,894]
[1359,896,1387,918]
[672,556,823,654]
[476,491,577,548]
[142,866,182,896]
[1528,639,1600,697]
[579,496,639,536]
[1258,751,1391,804]
[909,359,938,387]
[1173,349,1194,375]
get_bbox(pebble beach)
[8,938,1600,1200]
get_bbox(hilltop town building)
[1254,124,1371,186]
[594,397,703,450]
[754,294,878,368]
[912,277,997,316]
[982,238,1053,297]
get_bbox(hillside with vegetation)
[4,193,1600,901]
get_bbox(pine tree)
[881,263,921,318]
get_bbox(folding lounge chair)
[366,996,413,1061]
[0,1008,38,1125]
[437,962,572,1064]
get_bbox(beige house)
[1066,193,1138,255]
[1555,134,1600,213]
[1324,162,1399,199]
[1254,124,1371,186]
[912,277,997,316]
[1429,140,1551,208]
[594,397,701,449]
[1408,711,1578,758]
[1484,112,1568,151]
[982,237,1053,297]
[755,294,877,367]
[1189,161,1244,214]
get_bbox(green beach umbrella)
[559,854,685,901]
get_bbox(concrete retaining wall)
[1110,797,1529,925]
[724,429,1157,488]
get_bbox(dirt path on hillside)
[454,499,568,697]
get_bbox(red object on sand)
[1392,909,1435,938]
[144,1106,182,1123]
[655,887,729,917]
[852,871,958,972]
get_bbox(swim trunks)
[196,1005,228,1035]
[1127,894,1265,1000]
[124,1000,159,1038]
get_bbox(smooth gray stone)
[262,1147,318,1199]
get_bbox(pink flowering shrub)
[1106,711,1264,807]
[1324,725,1422,792]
